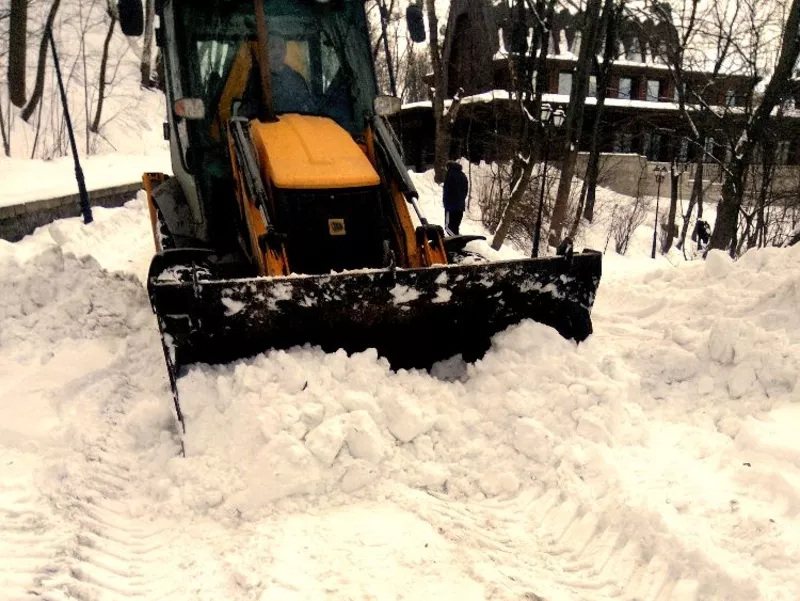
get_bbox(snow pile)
[136,236,797,598]
[168,238,800,516]
[2,194,155,280]
[1,180,800,599]
[165,323,623,518]
[0,214,167,461]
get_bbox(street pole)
[532,127,550,258]
[651,168,665,259]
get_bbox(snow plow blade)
[148,249,602,376]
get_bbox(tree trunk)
[677,156,703,250]
[91,14,117,134]
[548,0,603,246]
[696,174,703,217]
[569,178,589,239]
[753,138,776,248]
[711,161,747,255]
[662,161,679,253]
[8,0,28,108]
[78,0,90,154]
[490,0,553,250]
[581,0,619,225]
[30,85,45,158]
[0,100,9,156]
[21,0,63,122]
[425,0,450,183]
[140,0,156,87]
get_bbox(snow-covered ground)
[0,153,172,207]
[1,172,799,600]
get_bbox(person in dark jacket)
[443,161,468,235]
[268,35,316,114]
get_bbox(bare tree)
[676,135,707,251]
[367,0,418,101]
[91,6,117,133]
[661,153,680,253]
[404,47,431,103]
[425,0,462,183]
[571,0,624,233]
[8,0,28,108]
[610,161,650,254]
[490,0,555,251]
[646,0,741,254]
[21,0,62,122]
[709,0,800,253]
[547,0,605,247]
[0,99,9,156]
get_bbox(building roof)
[455,0,789,81]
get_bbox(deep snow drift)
[1,188,799,600]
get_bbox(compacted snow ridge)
[1,178,799,600]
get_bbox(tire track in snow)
[402,484,759,601]
[1,442,185,600]
[0,476,71,601]
[1,237,249,600]
[1,345,185,598]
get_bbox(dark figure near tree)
[692,220,711,250]
[443,161,468,235]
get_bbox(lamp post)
[651,164,668,259]
[532,104,566,258]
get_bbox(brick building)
[390,0,800,172]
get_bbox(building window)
[753,143,763,165]
[777,141,791,165]
[679,138,689,163]
[558,72,573,95]
[704,137,715,162]
[646,79,661,102]
[571,31,582,56]
[644,132,662,160]
[653,41,668,64]
[725,90,736,107]
[626,38,643,62]
[614,132,634,153]
[618,77,632,100]
[588,75,597,97]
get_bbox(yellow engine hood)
[249,114,380,190]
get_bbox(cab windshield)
[181,0,377,137]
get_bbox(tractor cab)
[140,0,389,251]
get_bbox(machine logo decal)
[328,218,346,236]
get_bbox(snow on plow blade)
[148,250,602,373]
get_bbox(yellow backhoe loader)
[114,0,602,430]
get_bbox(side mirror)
[174,98,206,120]
[118,0,145,36]
[374,95,402,117]
[406,5,426,43]
[8,0,27,107]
